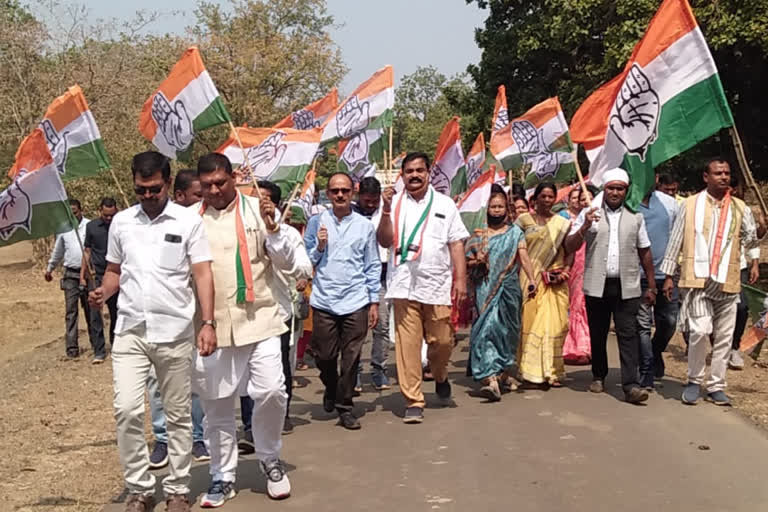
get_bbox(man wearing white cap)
[565,168,655,404]
[659,159,757,406]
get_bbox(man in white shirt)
[89,151,216,512]
[193,154,297,507]
[565,168,655,404]
[44,199,98,360]
[377,152,469,424]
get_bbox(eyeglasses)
[134,185,164,195]
[329,188,352,195]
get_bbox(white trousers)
[194,337,286,483]
[112,329,194,496]
[688,301,738,392]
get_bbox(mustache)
[408,177,423,184]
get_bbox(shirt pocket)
[155,240,186,271]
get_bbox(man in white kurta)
[192,153,298,508]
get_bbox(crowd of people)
[42,150,765,511]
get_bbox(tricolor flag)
[216,127,321,197]
[491,97,575,187]
[570,0,734,209]
[466,133,486,187]
[491,85,509,133]
[322,66,394,145]
[139,47,231,160]
[337,128,385,183]
[274,88,339,130]
[431,117,466,197]
[290,168,316,225]
[30,85,110,182]
[458,165,507,233]
[0,129,73,246]
[391,151,407,170]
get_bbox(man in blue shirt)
[637,186,679,385]
[304,172,381,430]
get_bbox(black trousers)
[733,268,750,350]
[280,319,293,418]
[311,306,369,412]
[62,267,97,357]
[585,278,642,392]
[89,273,118,349]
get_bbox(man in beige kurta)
[192,153,298,507]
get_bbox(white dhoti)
[192,336,286,483]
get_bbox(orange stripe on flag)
[8,129,55,179]
[468,132,485,158]
[216,126,323,153]
[517,97,563,129]
[301,169,316,195]
[139,47,207,140]
[274,88,339,129]
[492,85,507,127]
[44,85,90,132]
[348,66,393,101]
[434,117,461,162]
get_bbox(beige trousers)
[393,299,453,408]
[112,327,194,496]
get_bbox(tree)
[466,0,768,188]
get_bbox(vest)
[200,195,287,347]
[678,193,744,294]
[583,206,643,299]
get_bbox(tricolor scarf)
[392,189,434,265]
[199,191,255,303]
[693,191,734,284]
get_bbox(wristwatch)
[201,319,217,329]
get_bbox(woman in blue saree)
[466,185,537,401]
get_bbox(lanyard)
[396,189,434,265]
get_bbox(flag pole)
[108,167,131,208]
[572,146,592,202]
[228,120,264,201]
[280,181,302,223]
[729,126,768,216]
[388,126,394,170]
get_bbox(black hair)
[197,153,233,176]
[401,151,431,171]
[657,173,678,186]
[358,176,381,196]
[326,172,354,188]
[257,180,282,204]
[489,183,508,211]
[568,187,581,201]
[173,169,199,193]
[532,182,557,201]
[586,184,600,197]
[511,183,526,198]
[511,194,529,209]
[69,198,82,210]
[704,158,730,174]
[131,151,171,182]
[99,197,117,208]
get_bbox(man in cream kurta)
[192,153,298,508]
[661,159,757,407]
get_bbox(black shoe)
[403,406,424,424]
[322,391,335,413]
[653,355,665,380]
[192,440,210,462]
[625,386,649,404]
[338,411,361,430]
[282,417,294,435]
[436,379,451,400]
[149,441,168,469]
[237,430,255,455]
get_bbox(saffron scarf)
[199,191,255,303]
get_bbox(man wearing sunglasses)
[89,151,216,512]
[304,172,382,430]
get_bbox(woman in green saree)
[466,185,537,401]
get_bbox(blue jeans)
[147,366,204,443]
[637,278,679,386]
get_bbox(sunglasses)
[134,185,164,195]
[329,188,352,195]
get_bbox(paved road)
[104,336,768,512]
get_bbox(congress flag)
[274,88,339,130]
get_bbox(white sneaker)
[729,349,745,370]
[261,459,291,499]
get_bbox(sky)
[70,0,487,92]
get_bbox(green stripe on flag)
[269,164,312,198]
[523,161,577,189]
[192,96,231,132]
[623,73,734,210]
[289,205,308,225]
[451,168,467,198]
[460,209,487,234]
[0,200,73,247]
[62,139,111,181]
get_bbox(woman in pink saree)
[558,187,591,364]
